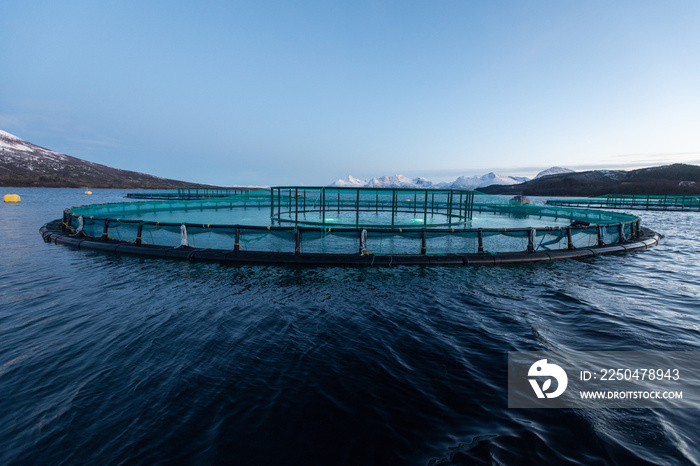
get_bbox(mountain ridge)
[330,171,537,189]
[478,164,700,196]
[330,164,700,195]
[0,129,213,189]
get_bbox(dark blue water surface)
[1,188,699,465]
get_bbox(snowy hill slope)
[0,129,209,188]
[534,166,575,178]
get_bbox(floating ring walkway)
[40,219,661,267]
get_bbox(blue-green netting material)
[63,190,639,256]
[548,194,700,210]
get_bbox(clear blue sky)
[2,0,699,186]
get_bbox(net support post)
[101,219,110,240]
[458,192,463,220]
[448,191,453,225]
[294,229,301,254]
[277,189,281,224]
[567,227,574,250]
[234,228,240,252]
[321,188,326,226]
[295,188,299,225]
[467,191,474,220]
[423,190,428,224]
[136,224,143,245]
[596,226,604,246]
[420,229,427,255]
[478,229,484,254]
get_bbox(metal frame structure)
[270,186,475,227]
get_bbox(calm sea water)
[1,188,699,465]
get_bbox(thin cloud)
[400,155,700,183]
[66,137,119,148]
[610,151,700,160]
[0,114,23,128]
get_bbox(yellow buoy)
[84,190,92,195]
[4,194,21,203]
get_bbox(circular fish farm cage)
[41,187,661,266]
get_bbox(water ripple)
[1,190,699,465]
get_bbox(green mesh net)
[548,194,700,210]
[63,188,641,256]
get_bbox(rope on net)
[178,224,188,248]
[360,229,367,256]
[528,228,536,252]
[537,228,566,250]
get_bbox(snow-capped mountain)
[411,177,434,188]
[331,175,367,187]
[534,166,574,178]
[329,172,528,189]
[479,164,700,196]
[1,129,70,166]
[366,174,414,188]
[0,129,207,188]
[447,172,525,189]
[330,174,429,188]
